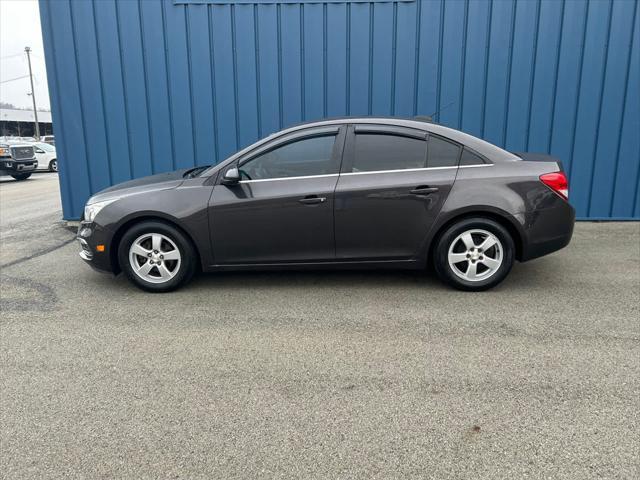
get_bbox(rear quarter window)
[427,136,461,168]
[459,148,487,166]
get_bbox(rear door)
[209,126,345,264]
[334,125,460,261]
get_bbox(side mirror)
[222,167,240,185]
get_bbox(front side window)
[427,136,461,168]
[239,134,337,180]
[351,134,427,172]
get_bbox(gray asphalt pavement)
[1,174,639,479]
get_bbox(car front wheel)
[433,217,515,291]
[118,221,197,292]
[49,159,57,172]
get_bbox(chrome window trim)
[459,164,494,169]
[239,173,340,184]
[341,166,456,176]
[342,164,493,176]
[236,164,493,183]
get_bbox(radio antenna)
[428,101,456,122]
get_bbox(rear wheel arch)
[428,209,524,263]
[109,215,201,274]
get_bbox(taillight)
[540,172,569,200]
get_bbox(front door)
[209,126,345,264]
[334,126,460,260]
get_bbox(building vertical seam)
[138,0,156,173]
[68,0,94,193]
[611,0,638,216]
[547,0,566,153]
[502,0,517,147]
[160,1,177,171]
[91,0,113,185]
[480,0,493,138]
[525,0,541,150]
[567,1,590,179]
[208,6,220,162]
[586,0,614,216]
[458,0,469,130]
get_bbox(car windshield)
[36,143,56,152]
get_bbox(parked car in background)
[33,142,58,172]
[42,135,55,145]
[0,142,37,181]
[77,117,575,293]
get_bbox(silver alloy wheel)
[49,160,57,172]
[129,233,181,284]
[447,229,503,282]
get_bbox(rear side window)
[427,136,461,168]
[460,148,486,166]
[351,134,427,172]
[239,134,337,180]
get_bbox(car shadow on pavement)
[189,268,445,291]
[98,255,562,295]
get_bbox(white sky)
[0,0,50,110]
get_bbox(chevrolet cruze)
[77,117,575,292]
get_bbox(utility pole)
[24,46,40,139]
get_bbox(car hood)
[87,169,189,204]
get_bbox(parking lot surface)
[1,175,639,479]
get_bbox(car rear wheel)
[11,173,31,181]
[118,221,197,293]
[48,159,57,172]
[433,217,515,291]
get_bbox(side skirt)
[205,259,423,272]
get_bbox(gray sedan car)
[77,117,575,292]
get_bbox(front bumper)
[76,221,115,273]
[0,159,37,174]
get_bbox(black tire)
[11,173,31,181]
[118,221,197,293]
[433,217,515,291]
[49,159,58,172]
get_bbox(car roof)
[274,117,519,162]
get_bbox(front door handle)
[299,195,326,205]
[410,186,439,195]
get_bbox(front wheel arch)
[109,216,201,275]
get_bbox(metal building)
[40,0,639,220]
[0,108,53,138]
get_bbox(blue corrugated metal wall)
[39,0,639,220]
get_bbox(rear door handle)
[299,195,326,205]
[410,186,439,195]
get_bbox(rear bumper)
[519,201,576,262]
[76,221,116,273]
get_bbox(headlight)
[84,199,118,222]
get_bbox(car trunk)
[511,152,565,172]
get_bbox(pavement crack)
[0,237,75,270]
